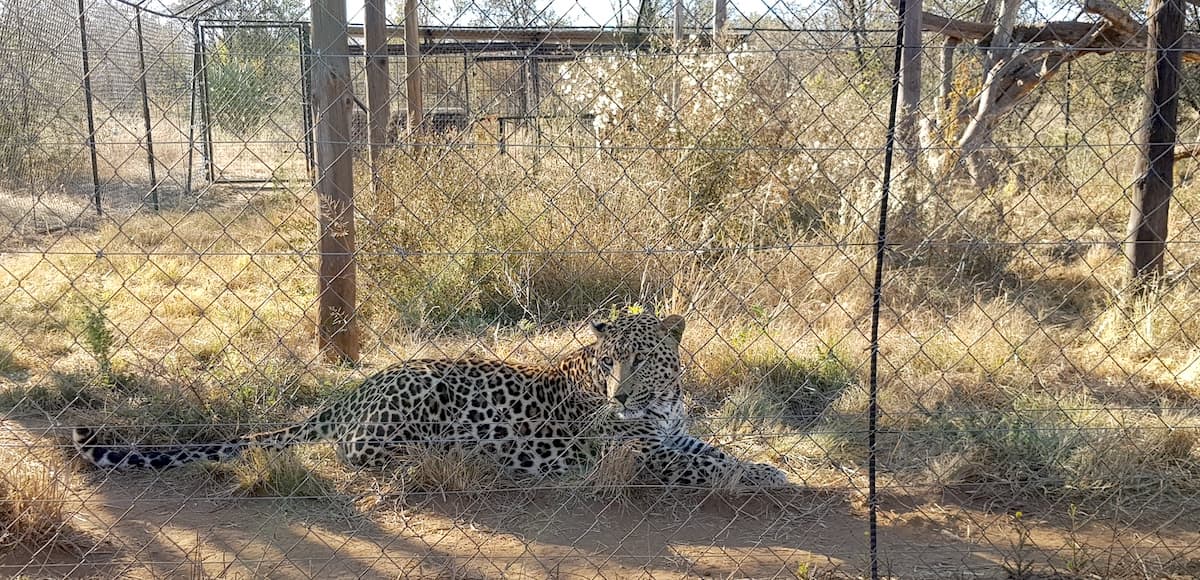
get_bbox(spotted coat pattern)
[72,313,788,488]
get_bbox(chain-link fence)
[2,0,1199,577]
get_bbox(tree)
[389,0,444,26]
[174,0,304,19]
[919,0,1200,187]
[450,0,561,26]
[193,0,307,137]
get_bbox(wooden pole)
[672,0,683,105]
[673,0,684,43]
[897,0,923,168]
[364,0,391,210]
[404,0,424,141]
[311,0,359,364]
[714,0,727,35]
[1126,0,1183,293]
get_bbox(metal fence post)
[76,0,101,215]
[134,8,159,211]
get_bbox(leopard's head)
[589,312,685,416]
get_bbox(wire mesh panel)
[0,0,89,197]
[198,21,310,183]
[1,0,1200,577]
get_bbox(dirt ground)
[3,421,1198,579]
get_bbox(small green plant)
[79,303,115,383]
[1003,511,1037,579]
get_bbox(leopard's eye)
[600,356,614,367]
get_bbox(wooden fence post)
[404,0,424,141]
[364,0,391,210]
[897,0,923,169]
[714,0,726,35]
[311,0,359,364]
[1125,0,1183,293]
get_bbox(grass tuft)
[400,446,505,495]
[209,448,332,499]
[581,441,641,499]
[0,344,24,374]
[0,445,88,555]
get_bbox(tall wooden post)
[404,0,424,142]
[311,0,359,364]
[1126,0,1183,293]
[134,9,159,211]
[896,0,923,168]
[364,0,391,210]
[673,0,684,43]
[713,0,726,35]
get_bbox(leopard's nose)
[614,393,628,404]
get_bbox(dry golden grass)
[399,446,506,495]
[0,461,78,553]
[0,48,1198,530]
[580,440,642,499]
[0,428,89,556]
[206,447,334,499]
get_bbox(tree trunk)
[939,37,958,113]
[962,0,1023,187]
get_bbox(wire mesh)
[1,0,1199,577]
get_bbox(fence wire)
[2,0,1200,577]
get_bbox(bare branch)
[922,0,1200,63]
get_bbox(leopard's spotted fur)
[72,313,787,488]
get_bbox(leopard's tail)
[71,408,339,469]
[70,427,249,469]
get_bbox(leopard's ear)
[72,427,97,446]
[660,314,686,343]
[590,320,609,340]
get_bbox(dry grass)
[2,138,1198,513]
[206,447,334,499]
[0,462,79,553]
[580,440,642,499]
[0,429,89,556]
[0,46,1196,566]
[399,446,506,495]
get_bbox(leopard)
[72,312,788,488]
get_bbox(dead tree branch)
[922,0,1200,63]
